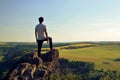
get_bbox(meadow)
[59,42,120,71]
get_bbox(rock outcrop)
[2,49,59,80]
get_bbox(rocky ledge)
[2,49,59,80]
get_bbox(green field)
[59,43,120,71]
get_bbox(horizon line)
[0,41,120,43]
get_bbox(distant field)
[0,56,4,62]
[0,42,6,45]
[59,44,120,71]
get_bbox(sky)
[0,0,120,42]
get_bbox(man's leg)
[37,40,43,57]
[43,37,53,50]
[48,37,53,50]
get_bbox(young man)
[35,17,53,57]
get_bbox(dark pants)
[37,37,53,57]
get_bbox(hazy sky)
[0,0,120,42]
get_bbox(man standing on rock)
[35,17,53,57]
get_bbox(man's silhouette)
[35,17,53,57]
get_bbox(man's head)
[39,17,44,23]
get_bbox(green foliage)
[50,65,83,80]
[58,58,94,80]
[59,58,93,74]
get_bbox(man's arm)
[35,30,37,42]
[44,28,49,43]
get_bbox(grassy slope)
[60,44,120,71]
